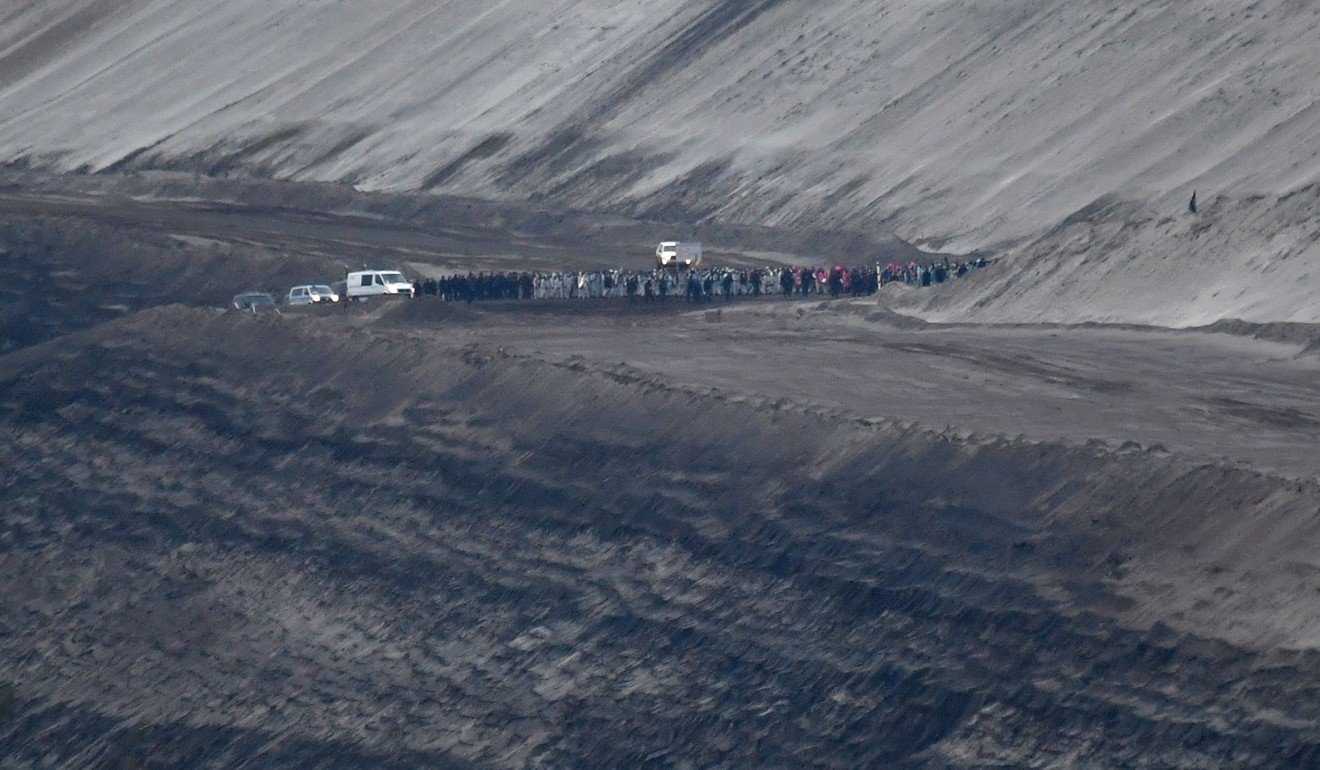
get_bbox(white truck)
[346,270,414,300]
[656,241,702,268]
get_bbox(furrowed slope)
[2,307,1320,766]
[2,0,1318,258]
[902,186,1320,326]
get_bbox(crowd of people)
[413,258,991,304]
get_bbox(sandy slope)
[2,1,1318,258]
[902,186,1320,326]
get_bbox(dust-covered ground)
[3,178,1320,768]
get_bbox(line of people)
[412,259,991,304]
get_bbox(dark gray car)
[232,292,277,312]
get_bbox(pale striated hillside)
[905,186,1320,326]
[2,1,1319,321]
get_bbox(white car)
[286,284,338,305]
[346,270,414,300]
[656,241,702,267]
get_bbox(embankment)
[2,307,1318,767]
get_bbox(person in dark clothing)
[921,268,932,287]
[644,279,655,302]
[721,273,734,300]
[703,274,715,302]
[688,274,702,302]
[780,269,794,298]
[625,275,639,302]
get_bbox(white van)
[346,270,414,300]
[656,241,702,267]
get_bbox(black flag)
[1188,190,1197,214]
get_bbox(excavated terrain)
[6,2,1320,764]
[3,206,1320,765]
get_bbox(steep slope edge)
[2,307,1318,766]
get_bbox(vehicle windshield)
[312,285,333,294]
[382,272,408,284]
